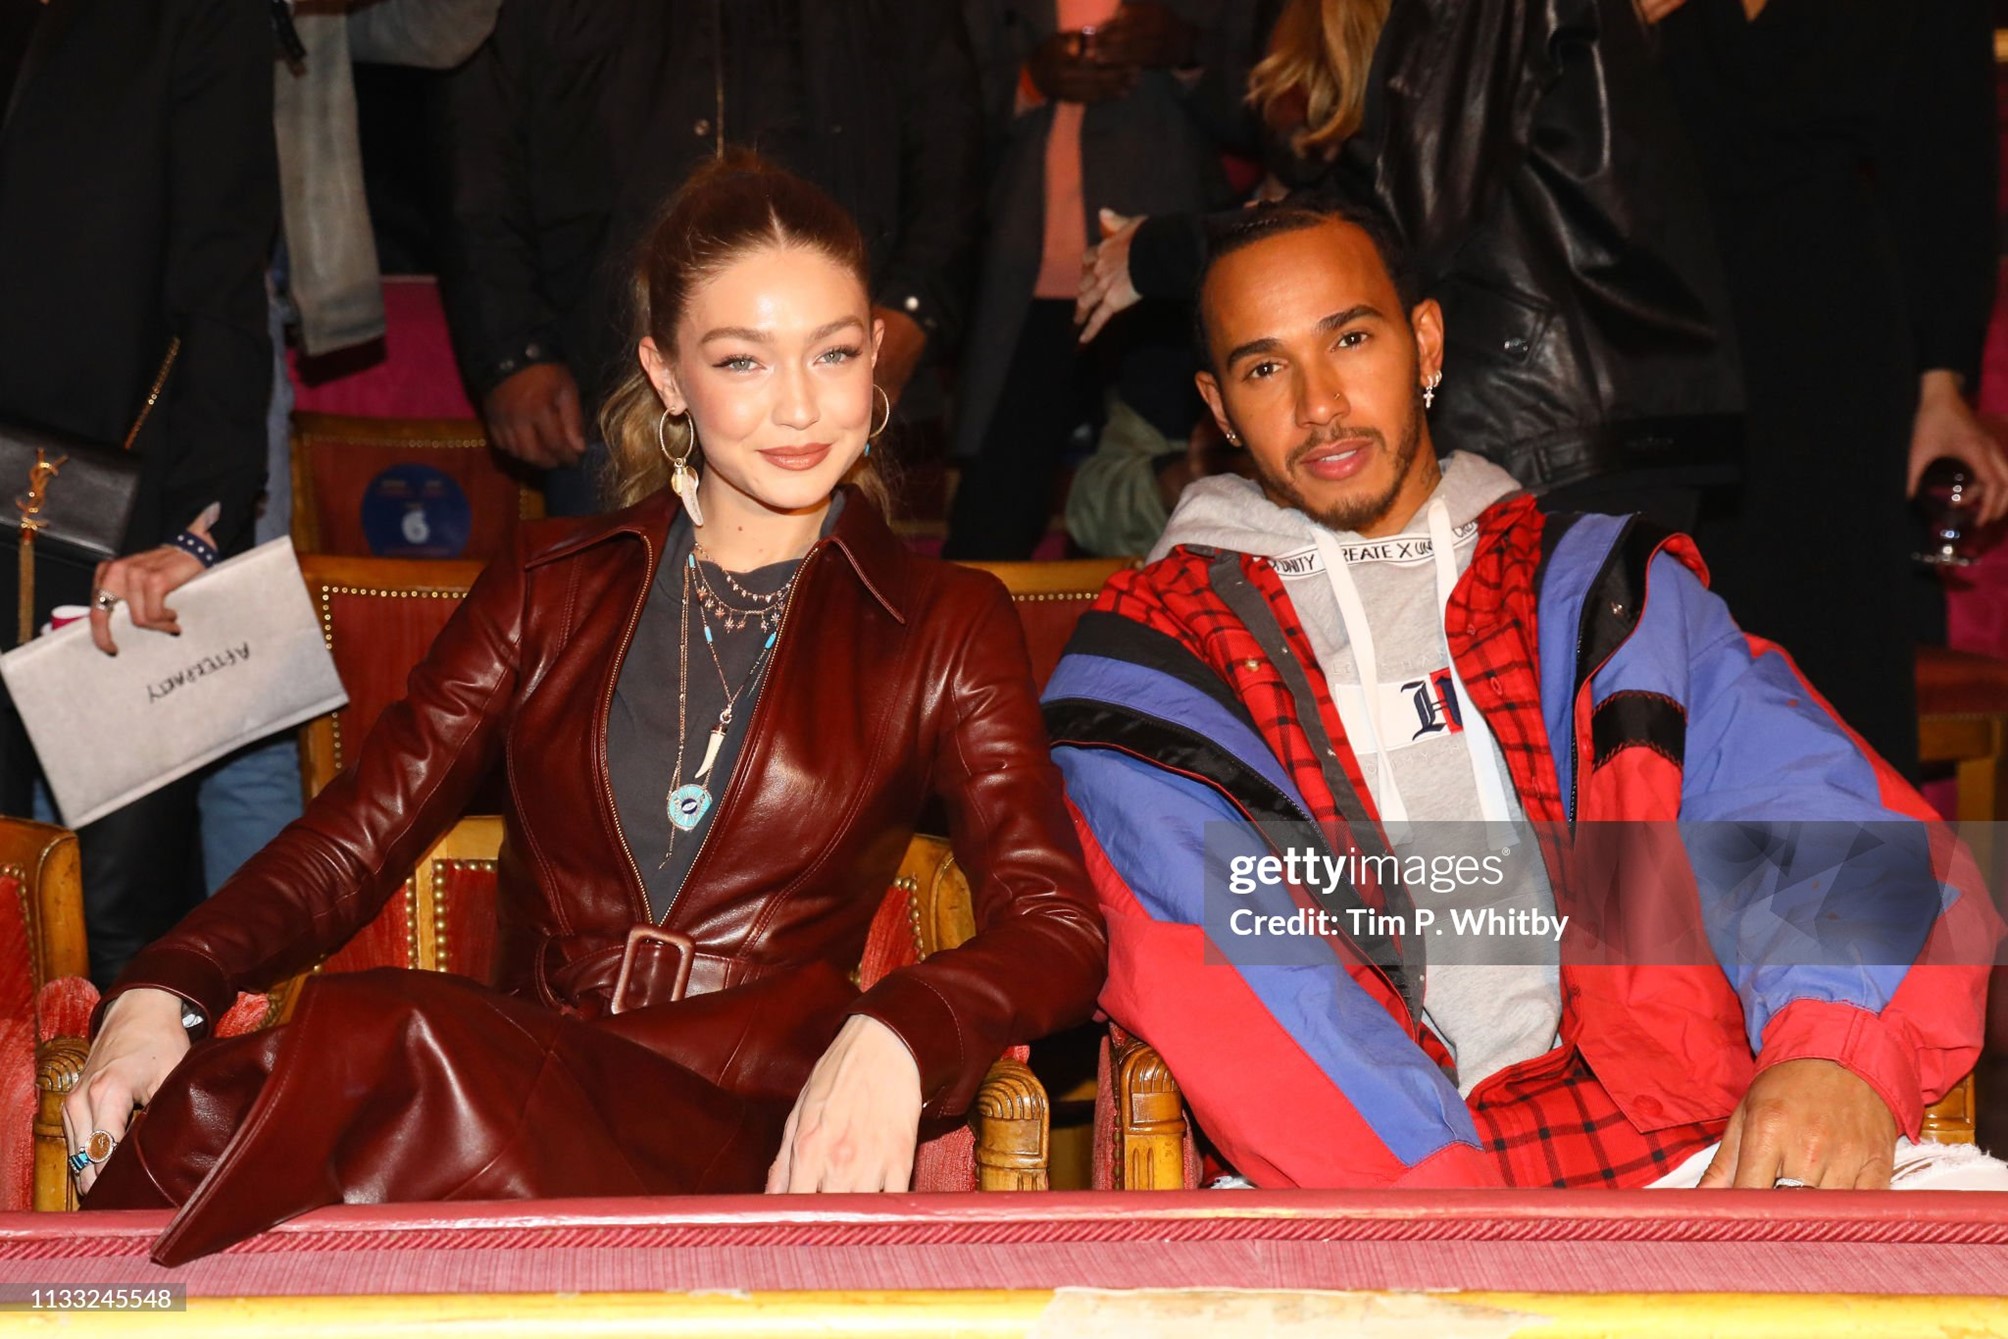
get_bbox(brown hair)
[598,151,894,513]
[1246,0,1390,160]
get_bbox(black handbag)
[1,339,178,646]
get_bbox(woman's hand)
[1076,209,1145,344]
[62,988,191,1195]
[1908,369,2008,527]
[765,1014,922,1193]
[88,511,216,655]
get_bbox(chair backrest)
[0,817,86,1212]
[290,412,542,560]
[958,557,1134,690]
[267,815,504,1023]
[297,554,487,798]
[0,819,85,1026]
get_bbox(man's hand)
[1027,31,1138,105]
[1908,369,2008,527]
[1092,1,1196,70]
[1697,1058,1898,1189]
[482,362,587,469]
[871,307,928,406]
[765,1014,923,1193]
[1077,208,1145,344]
[88,512,215,655]
[63,988,192,1196]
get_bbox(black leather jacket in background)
[1134,0,1744,492]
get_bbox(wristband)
[167,530,218,569]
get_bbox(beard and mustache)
[1240,380,1426,534]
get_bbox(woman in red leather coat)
[62,156,1107,1265]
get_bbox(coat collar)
[524,485,910,624]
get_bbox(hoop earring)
[867,385,891,441]
[657,407,705,526]
[1422,370,1443,411]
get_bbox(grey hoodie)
[1154,452,1561,1095]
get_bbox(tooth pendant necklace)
[662,552,794,857]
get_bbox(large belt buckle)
[610,924,696,1015]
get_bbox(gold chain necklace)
[691,542,795,634]
[661,553,789,862]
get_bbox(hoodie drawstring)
[1315,528,1412,828]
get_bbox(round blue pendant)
[667,784,713,831]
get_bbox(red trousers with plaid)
[1467,1043,1725,1188]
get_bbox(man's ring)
[66,1150,90,1176]
[85,1130,117,1164]
[92,590,119,613]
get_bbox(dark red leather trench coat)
[86,487,1107,1263]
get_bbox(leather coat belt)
[540,928,741,1016]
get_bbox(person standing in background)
[1077,0,1747,534]
[1655,0,2007,777]
[198,0,503,898]
[440,0,983,516]
[943,0,1236,560]
[0,0,277,982]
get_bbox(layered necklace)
[661,546,800,863]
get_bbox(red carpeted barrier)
[3,1190,2006,1297]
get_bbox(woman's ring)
[66,1150,91,1176]
[85,1130,117,1164]
[92,590,119,613]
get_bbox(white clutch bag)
[0,537,348,827]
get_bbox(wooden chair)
[290,412,541,560]
[0,818,87,1211]
[1916,644,2008,824]
[27,820,1049,1209]
[29,549,1060,1208]
[864,834,1050,1191]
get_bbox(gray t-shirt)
[606,502,835,922]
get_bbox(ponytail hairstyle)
[1246,0,1391,161]
[599,151,895,514]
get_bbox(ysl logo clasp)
[14,449,65,533]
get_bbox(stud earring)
[658,407,705,526]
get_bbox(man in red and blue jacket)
[1046,198,1997,1190]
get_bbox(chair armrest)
[1115,1034,1190,1190]
[33,1037,89,1212]
[1921,1073,1977,1146]
[972,1056,1049,1191]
